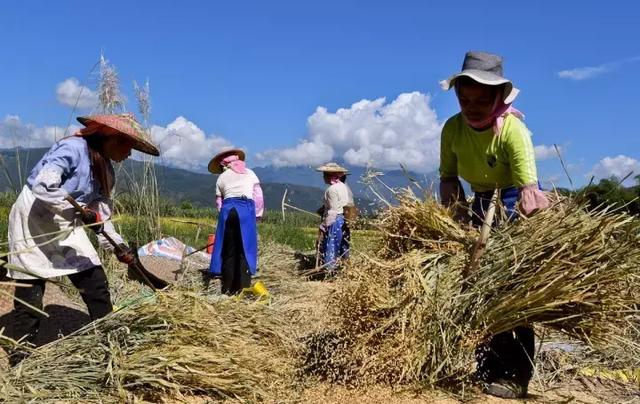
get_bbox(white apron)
[7,186,102,280]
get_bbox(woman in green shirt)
[439,51,549,398]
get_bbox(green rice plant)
[258,222,316,252]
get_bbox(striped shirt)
[439,113,538,192]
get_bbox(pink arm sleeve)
[253,183,264,217]
[215,196,223,211]
[518,184,550,216]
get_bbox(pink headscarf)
[221,154,247,174]
[458,86,525,135]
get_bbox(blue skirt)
[320,214,350,270]
[471,186,519,227]
[472,182,543,226]
[209,197,258,276]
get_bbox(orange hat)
[76,113,160,156]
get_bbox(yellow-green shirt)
[439,113,538,192]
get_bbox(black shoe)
[8,350,29,368]
[484,379,527,399]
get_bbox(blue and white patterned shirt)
[25,135,123,248]
[27,136,113,205]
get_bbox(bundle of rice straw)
[377,193,471,256]
[308,191,640,387]
[1,291,295,402]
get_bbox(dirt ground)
[171,379,639,404]
[295,380,639,403]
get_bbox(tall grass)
[115,160,163,245]
[97,55,125,114]
[0,142,34,194]
[94,57,163,245]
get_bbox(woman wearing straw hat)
[439,51,550,398]
[6,113,160,365]
[208,149,264,295]
[316,162,355,271]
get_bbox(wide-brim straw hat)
[208,148,246,174]
[439,51,520,104]
[76,113,160,156]
[316,162,349,174]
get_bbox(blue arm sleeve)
[30,141,80,214]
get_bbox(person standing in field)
[316,162,355,271]
[439,51,550,398]
[7,113,160,366]
[208,149,264,295]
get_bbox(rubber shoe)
[8,351,29,368]
[484,379,527,399]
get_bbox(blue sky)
[0,1,638,187]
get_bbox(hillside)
[0,148,372,212]
[253,162,438,201]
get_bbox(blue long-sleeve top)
[25,135,124,248]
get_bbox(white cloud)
[534,144,560,161]
[56,77,99,109]
[150,116,234,172]
[0,115,77,148]
[557,65,612,81]
[0,115,231,173]
[257,92,442,172]
[258,140,334,168]
[557,56,640,81]
[589,155,640,185]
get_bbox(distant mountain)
[119,162,344,212]
[0,147,46,190]
[253,162,438,203]
[0,148,437,212]
[0,148,378,212]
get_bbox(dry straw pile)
[0,243,306,402]
[1,291,294,402]
[307,191,640,387]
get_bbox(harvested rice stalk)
[377,189,473,257]
[314,195,640,388]
[2,291,295,402]
[471,200,640,340]
[317,250,472,386]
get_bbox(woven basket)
[137,256,185,285]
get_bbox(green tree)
[180,200,194,210]
[581,177,639,216]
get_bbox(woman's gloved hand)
[518,184,550,217]
[116,244,135,265]
[80,207,103,233]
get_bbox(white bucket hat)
[440,51,519,104]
